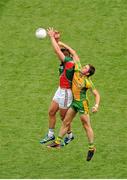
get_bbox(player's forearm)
[95,96,100,108]
[50,37,65,61]
[50,36,60,53]
[91,89,100,113]
[94,90,100,107]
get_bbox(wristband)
[95,104,99,108]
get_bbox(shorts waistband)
[59,86,71,90]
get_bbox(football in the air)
[35,28,47,39]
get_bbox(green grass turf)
[0,0,127,178]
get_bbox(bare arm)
[91,89,100,113]
[58,41,80,62]
[47,28,65,62]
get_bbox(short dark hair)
[61,48,71,57]
[88,64,95,77]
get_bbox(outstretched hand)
[47,27,61,42]
[47,27,55,37]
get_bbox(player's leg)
[80,114,94,144]
[59,107,76,138]
[48,100,59,129]
[59,108,74,145]
[40,87,60,144]
[59,107,68,121]
[59,88,74,144]
[80,114,96,161]
[40,100,59,144]
[47,108,76,148]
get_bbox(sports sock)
[88,143,95,150]
[67,132,73,139]
[48,128,54,138]
[55,136,63,144]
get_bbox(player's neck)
[79,71,86,78]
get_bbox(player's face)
[62,50,70,57]
[81,65,90,75]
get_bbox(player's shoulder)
[85,77,95,89]
[74,61,81,71]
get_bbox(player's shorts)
[70,99,89,114]
[53,87,73,109]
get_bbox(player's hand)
[47,27,55,37]
[54,30,60,42]
[92,104,98,113]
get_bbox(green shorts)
[70,99,89,114]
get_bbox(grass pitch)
[0,0,127,178]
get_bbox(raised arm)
[58,41,80,62]
[47,28,65,62]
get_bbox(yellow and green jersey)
[72,61,95,101]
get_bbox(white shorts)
[53,87,73,109]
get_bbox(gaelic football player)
[47,41,100,161]
[40,28,75,145]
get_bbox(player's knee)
[48,109,56,116]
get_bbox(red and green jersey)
[59,57,75,89]
[72,61,95,101]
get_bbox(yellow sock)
[89,143,95,150]
[55,136,62,144]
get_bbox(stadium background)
[0,0,127,178]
